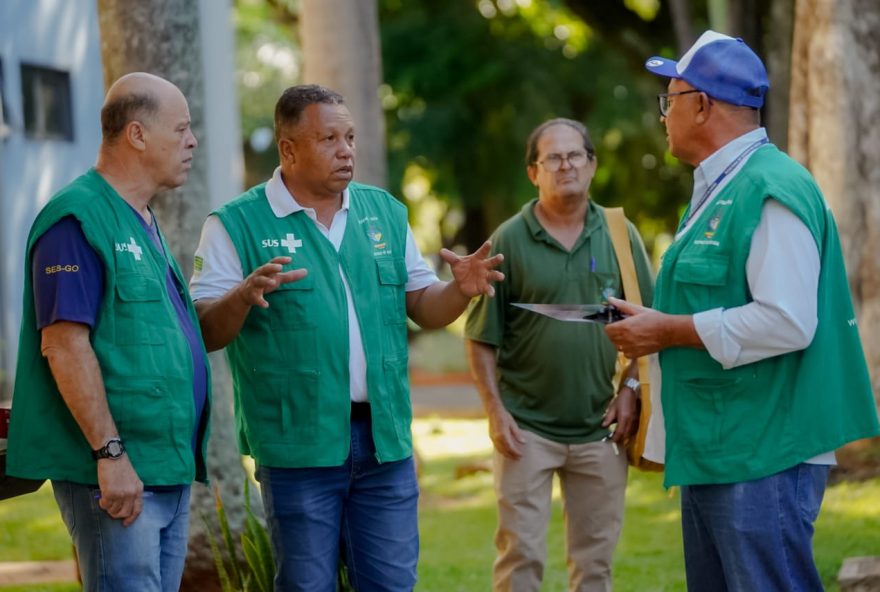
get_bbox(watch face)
[106,440,124,458]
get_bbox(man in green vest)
[465,118,653,591]
[6,73,211,591]
[605,31,880,590]
[189,84,504,592]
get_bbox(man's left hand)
[602,387,638,444]
[441,240,505,298]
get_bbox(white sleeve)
[693,199,819,369]
[189,214,245,300]
[404,224,439,292]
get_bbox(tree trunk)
[668,0,695,53]
[300,0,387,188]
[762,0,794,150]
[96,1,247,585]
[789,0,880,407]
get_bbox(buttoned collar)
[264,167,350,218]
[521,198,603,245]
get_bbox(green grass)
[0,587,78,592]
[0,484,71,562]
[1,419,878,591]
[414,419,880,592]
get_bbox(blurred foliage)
[380,0,692,252]
[234,0,301,187]
[233,0,696,253]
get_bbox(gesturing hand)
[237,256,308,308]
[441,241,505,298]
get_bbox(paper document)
[511,303,626,324]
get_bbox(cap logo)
[646,59,664,67]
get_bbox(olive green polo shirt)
[465,199,653,443]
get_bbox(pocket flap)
[274,269,313,291]
[116,274,163,302]
[376,258,407,286]
[673,254,729,286]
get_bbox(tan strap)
[604,207,660,470]
[604,206,647,385]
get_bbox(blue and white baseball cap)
[645,30,769,108]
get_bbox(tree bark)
[668,0,695,53]
[96,0,247,583]
[789,0,880,406]
[300,0,387,188]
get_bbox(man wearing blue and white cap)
[605,31,879,590]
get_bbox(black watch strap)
[92,438,125,460]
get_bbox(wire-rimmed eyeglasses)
[535,150,590,172]
[657,90,701,117]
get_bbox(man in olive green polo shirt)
[465,118,653,591]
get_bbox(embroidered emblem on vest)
[115,237,143,261]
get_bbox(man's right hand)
[488,406,526,460]
[96,455,145,527]
[236,256,308,308]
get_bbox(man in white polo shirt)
[190,84,504,592]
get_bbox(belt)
[350,402,371,421]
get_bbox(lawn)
[1,419,878,591]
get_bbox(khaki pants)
[492,429,628,592]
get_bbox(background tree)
[97,1,246,586]
[788,0,880,408]
[380,0,690,256]
[300,0,386,188]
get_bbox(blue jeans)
[680,463,830,592]
[52,480,191,592]
[256,414,419,592]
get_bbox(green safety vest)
[7,169,211,485]
[654,145,879,487]
[214,182,412,467]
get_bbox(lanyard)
[681,138,769,229]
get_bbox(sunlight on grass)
[0,419,876,591]
[414,418,880,591]
[413,417,492,460]
[0,585,79,592]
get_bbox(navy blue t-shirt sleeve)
[32,216,105,329]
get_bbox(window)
[0,59,10,140]
[20,63,73,141]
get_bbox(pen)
[591,256,597,272]
[601,432,619,456]
[94,491,154,500]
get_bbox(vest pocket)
[267,277,316,329]
[251,370,320,444]
[671,253,730,311]
[109,378,190,469]
[675,373,752,453]
[376,258,408,326]
[382,355,411,438]
[114,273,166,344]
[673,254,729,285]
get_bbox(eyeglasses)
[535,150,590,172]
[657,90,701,117]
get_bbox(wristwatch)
[92,438,125,460]
[622,377,641,392]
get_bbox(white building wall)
[0,0,104,400]
[0,0,242,400]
